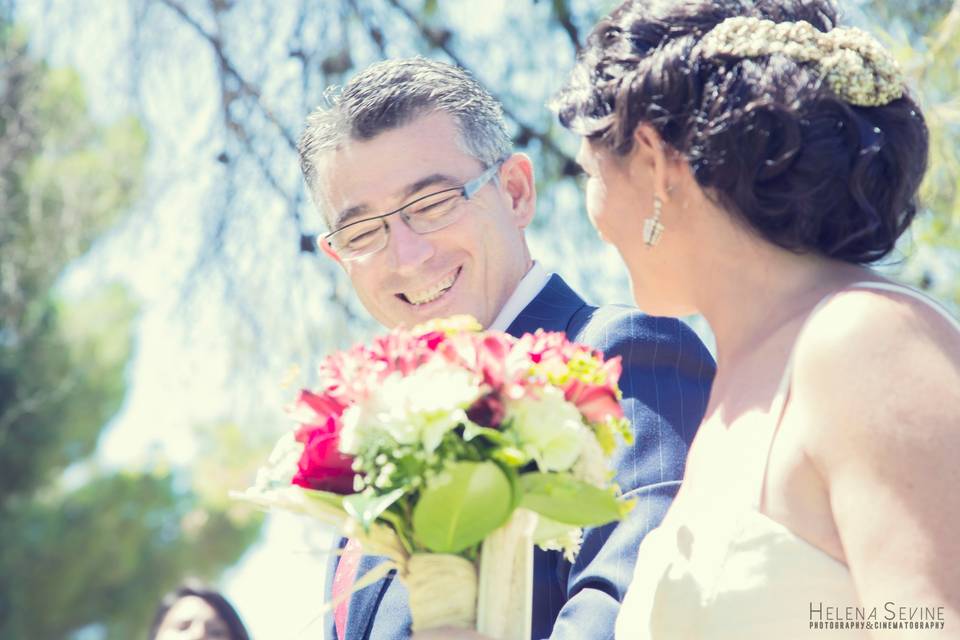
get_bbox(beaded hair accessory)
[698,16,904,107]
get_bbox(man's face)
[316,111,535,329]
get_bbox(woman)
[552,0,960,637]
[149,582,251,640]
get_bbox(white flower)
[338,404,364,455]
[533,516,584,563]
[571,429,613,488]
[507,386,586,472]
[254,431,304,490]
[339,362,483,455]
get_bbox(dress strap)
[753,280,959,508]
[846,281,960,332]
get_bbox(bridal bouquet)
[236,316,634,637]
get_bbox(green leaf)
[493,446,529,467]
[343,488,406,532]
[300,488,350,511]
[497,462,523,512]
[519,472,627,526]
[530,514,580,547]
[412,461,513,553]
[463,421,509,445]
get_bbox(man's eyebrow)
[332,204,371,230]
[332,173,461,230]
[402,173,460,199]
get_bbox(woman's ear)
[631,124,674,202]
[498,152,537,229]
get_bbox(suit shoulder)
[573,305,712,364]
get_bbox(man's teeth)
[405,271,457,305]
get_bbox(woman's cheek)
[585,178,607,230]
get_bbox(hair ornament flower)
[699,16,904,107]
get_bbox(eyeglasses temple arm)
[462,158,506,199]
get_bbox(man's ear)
[631,124,674,203]
[318,236,343,265]
[499,153,536,229]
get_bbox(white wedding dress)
[615,281,960,639]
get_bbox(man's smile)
[397,266,462,306]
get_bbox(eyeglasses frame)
[321,157,507,261]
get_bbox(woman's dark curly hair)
[553,0,929,264]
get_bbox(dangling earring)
[643,195,665,247]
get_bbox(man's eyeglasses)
[322,159,506,261]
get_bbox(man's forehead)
[318,120,476,226]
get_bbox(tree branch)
[551,0,582,53]
[348,0,389,59]
[384,0,575,167]
[157,0,299,152]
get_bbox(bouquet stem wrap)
[477,508,537,639]
[405,508,538,636]
[407,553,478,631]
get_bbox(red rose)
[290,390,357,494]
[292,416,358,494]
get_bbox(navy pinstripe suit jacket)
[325,274,715,639]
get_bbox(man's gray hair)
[298,57,512,223]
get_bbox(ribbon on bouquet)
[320,546,479,631]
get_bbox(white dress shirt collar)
[488,261,552,332]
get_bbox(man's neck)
[488,261,551,332]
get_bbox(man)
[298,58,715,640]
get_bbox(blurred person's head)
[149,582,250,640]
[298,58,536,329]
[553,0,928,315]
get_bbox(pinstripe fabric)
[324,275,716,640]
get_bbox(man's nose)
[385,217,435,272]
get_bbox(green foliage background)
[2,1,957,638]
[0,21,262,640]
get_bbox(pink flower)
[417,330,447,352]
[476,334,513,389]
[298,389,346,421]
[317,347,379,405]
[563,377,623,424]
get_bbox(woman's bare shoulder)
[790,283,960,457]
